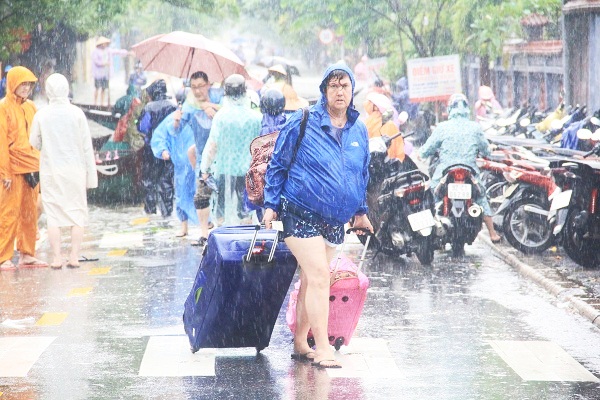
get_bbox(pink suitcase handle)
[331,228,373,275]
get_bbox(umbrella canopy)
[131,31,249,82]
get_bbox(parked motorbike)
[548,142,600,267]
[433,164,483,257]
[493,163,558,254]
[364,130,436,265]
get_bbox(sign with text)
[406,55,461,103]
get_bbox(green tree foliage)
[0,0,224,61]
[244,0,560,81]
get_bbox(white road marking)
[489,340,600,382]
[99,231,144,249]
[327,338,401,378]
[138,336,216,377]
[0,337,56,377]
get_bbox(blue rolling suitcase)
[183,225,297,353]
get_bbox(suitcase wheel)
[334,337,345,351]
[256,346,265,353]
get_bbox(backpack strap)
[290,107,309,165]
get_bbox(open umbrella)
[131,31,249,81]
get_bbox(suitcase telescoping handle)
[332,227,373,274]
[245,223,282,263]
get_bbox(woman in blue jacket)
[263,63,373,369]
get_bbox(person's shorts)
[280,198,343,247]
[193,178,213,209]
[94,78,108,89]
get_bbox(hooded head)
[447,93,470,119]
[365,92,399,126]
[478,85,494,101]
[6,66,37,102]
[45,73,70,103]
[318,62,356,110]
[146,79,168,101]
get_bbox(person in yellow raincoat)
[0,66,47,270]
[363,92,412,162]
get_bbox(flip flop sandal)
[291,352,316,361]
[311,359,342,369]
[190,237,208,247]
[79,256,99,262]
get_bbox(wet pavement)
[1,204,600,400]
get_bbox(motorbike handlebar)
[584,142,600,158]
[346,227,375,236]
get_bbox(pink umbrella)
[131,31,249,81]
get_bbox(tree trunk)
[480,54,491,86]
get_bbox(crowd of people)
[0,49,422,269]
[1,47,502,370]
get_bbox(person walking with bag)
[30,73,98,269]
[263,63,373,369]
[200,74,261,226]
[0,66,48,270]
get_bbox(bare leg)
[94,87,99,106]
[197,207,210,239]
[484,215,501,242]
[176,220,188,237]
[286,236,340,367]
[48,226,62,266]
[68,226,84,266]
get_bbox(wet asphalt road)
[1,204,600,400]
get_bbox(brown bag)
[245,107,308,206]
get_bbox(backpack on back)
[245,107,308,206]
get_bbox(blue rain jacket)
[264,63,369,225]
[180,88,222,176]
[151,113,198,224]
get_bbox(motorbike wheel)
[562,206,599,268]
[415,234,435,265]
[502,197,554,254]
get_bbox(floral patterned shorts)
[280,198,344,246]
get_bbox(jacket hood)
[6,66,37,100]
[146,79,169,101]
[45,73,70,102]
[318,62,356,109]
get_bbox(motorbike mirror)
[592,128,600,141]
[397,111,409,125]
[577,128,593,140]
[550,119,564,131]
[519,117,531,127]
[591,116,600,126]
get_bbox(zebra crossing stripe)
[489,340,600,382]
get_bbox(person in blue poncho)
[151,104,200,238]
[172,71,222,246]
[263,63,373,369]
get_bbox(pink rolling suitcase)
[286,228,372,350]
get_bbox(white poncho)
[30,73,98,227]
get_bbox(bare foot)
[18,255,48,266]
[293,340,316,361]
[0,260,16,270]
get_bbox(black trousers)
[141,146,174,216]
